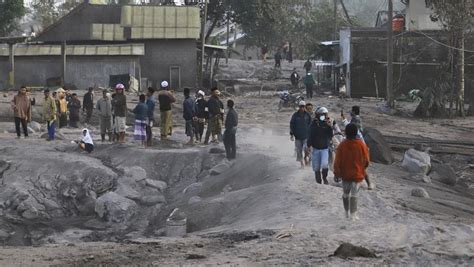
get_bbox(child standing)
[133,94,148,147]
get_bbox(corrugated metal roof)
[0,43,144,57]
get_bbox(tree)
[427,0,474,117]
[0,0,26,37]
[30,0,60,29]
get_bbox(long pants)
[47,121,55,140]
[312,148,329,171]
[160,110,172,137]
[99,116,112,135]
[85,107,93,123]
[194,121,205,141]
[223,129,236,159]
[146,119,154,145]
[294,139,307,162]
[305,84,314,99]
[14,117,28,137]
[59,113,67,128]
[204,125,211,144]
[69,116,79,128]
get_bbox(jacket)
[307,120,334,149]
[207,96,223,117]
[146,95,156,120]
[68,99,81,120]
[334,139,369,182]
[304,74,315,86]
[290,72,300,85]
[133,102,148,121]
[112,93,127,117]
[158,90,176,112]
[225,108,238,130]
[183,96,196,121]
[96,97,112,117]
[11,94,32,121]
[83,92,94,110]
[196,98,208,119]
[290,111,311,140]
[43,96,57,122]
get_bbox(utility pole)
[333,0,338,40]
[199,0,208,87]
[226,11,230,63]
[386,0,394,108]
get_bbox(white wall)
[406,0,442,31]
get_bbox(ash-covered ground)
[0,60,473,266]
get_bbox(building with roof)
[0,2,201,90]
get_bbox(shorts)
[342,181,360,198]
[294,139,307,161]
[115,116,126,132]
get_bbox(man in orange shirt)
[334,123,370,221]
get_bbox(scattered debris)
[275,224,294,240]
[186,254,207,260]
[332,243,377,259]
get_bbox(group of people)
[290,60,317,99]
[11,82,239,159]
[290,103,371,220]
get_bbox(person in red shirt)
[334,123,370,221]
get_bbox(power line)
[413,30,474,53]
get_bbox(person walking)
[68,93,81,128]
[224,99,238,160]
[145,87,156,146]
[334,123,370,220]
[307,107,334,184]
[11,86,32,138]
[57,88,68,128]
[290,68,300,90]
[304,58,312,72]
[303,72,315,99]
[158,81,176,140]
[133,94,148,147]
[274,50,282,68]
[183,88,196,144]
[194,90,207,143]
[290,101,312,168]
[341,105,374,190]
[96,89,113,142]
[112,83,127,143]
[206,87,224,144]
[42,89,57,141]
[83,87,94,124]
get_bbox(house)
[0,2,200,90]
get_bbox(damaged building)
[0,2,201,90]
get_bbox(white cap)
[299,100,306,106]
[317,107,329,114]
[161,81,169,88]
[115,83,125,90]
[197,90,205,96]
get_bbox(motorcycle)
[278,90,304,111]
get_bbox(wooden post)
[8,43,15,88]
[61,41,67,86]
[199,0,208,87]
[333,0,338,40]
[386,0,394,107]
[374,72,379,99]
[226,12,230,63]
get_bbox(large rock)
[402,149,431,174]
[363,128,394,165]
[430,163,458,186]
[411,187,430,198]
[29,121,42,132]
[145,179,167,192]
[95,192,138,223]
[210,161,232,176]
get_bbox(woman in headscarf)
[78,128,94,153]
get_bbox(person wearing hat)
[194,90,208,143]
[145,87,157,146]
[157,81,176,140]
[42,89,57,141]
[56,88,68,128]
[290,100,312,168]
[83,87,94,124]
[68,93,81,128]
[206,87,224,144]
[11,86,32,138]
[307,106,334,184]
[96,89,113,142]
[303,72,316,99]
[112,83,127,143]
